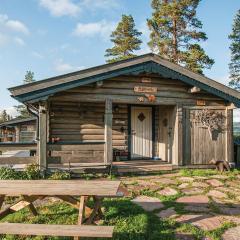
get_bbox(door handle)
[131,130,136,135]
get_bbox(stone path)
[126,171,240,239]
[131,195,164,211]
[222,226,240,240]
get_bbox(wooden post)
[38,102,48,170]
[104,99,113,164]
[177,104,183,166]
[226,108,234,164]
[14,126,20,143]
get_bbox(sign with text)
[134,86,157,93]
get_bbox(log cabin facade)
[0,117,37,143]
[8,54,240,170]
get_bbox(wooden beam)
[225,108,234,164]
[38,102,48,170]
[177,104,183,166]
[189,86,201,93]
[104,99,113,164]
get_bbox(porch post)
[104,99,113,164]
[176,104,183,166]
[38,102,48,170]
[226,108,234,164]
[15,126,20,143]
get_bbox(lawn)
[0,169,240,240]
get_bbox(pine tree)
[105,14,142,63]
[0,110,11,123]
[24,71,35,84]
[147,0,214,74]
[15,71,36,118]
[229,9,240,90]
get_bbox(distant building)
[0,117,37,143]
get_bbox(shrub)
[48,170,71,180]
[0,167,22,180]
[24,164,41,180]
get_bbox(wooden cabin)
[0,117,37,143]
[8,54,240,171]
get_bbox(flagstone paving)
[178,183,190,189]
[176,195,209,204]
[181,187,205,195]
[131,195,164,212]
[222,226,240,240]
[206,179,224,187]
[178,177,195,182]
[175,214,225,231]
[156,207,177,219]
[126,171,240,239]
[157,187,178,196]
[207,190,228,199]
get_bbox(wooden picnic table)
[0,180,123,239]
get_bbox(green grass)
[0,198,177,240]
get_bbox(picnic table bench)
[0,180,123,239]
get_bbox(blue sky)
[0,0,239,118]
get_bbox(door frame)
[128,105,156,160]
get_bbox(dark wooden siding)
[183,108,226,165]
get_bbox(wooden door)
[131,107,152,159]
[184,108,226,165]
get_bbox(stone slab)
[132,195,164,212]
[222,226,240,240]
[176,195,209,205]
[156,207,177,219]
[158,187,178,196]
[181,188,204,195]
[207,190,227,199]
[206,179,224,187]
[175,214,224,231]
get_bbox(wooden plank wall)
[158,106,175,162]
[184,109,226,165]
[51,75,226,105]
[48,74,229,165]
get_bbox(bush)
[24,164,41,180]
[48,170,71,180]
[0,167,22,180]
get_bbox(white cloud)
[73,20,115,38]
[32,51,44,59]
[0,107,18,118]
[39,0,80,17]
[54,58,85,73]
[5,20,29,35]
[80,0,119,10]
[0,14,29,47]
[14,37,25,46]
[0,14,29,35]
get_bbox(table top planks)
[0,180,121,196]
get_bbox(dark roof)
[0,117,37,127]
[8,53,240,106]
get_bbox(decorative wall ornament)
[145,94,156,102]
[194,109,226,139]
[138,112,146,122]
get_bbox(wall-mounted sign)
[115,120,126,124]
[196,100,206,106]
[137,97,145,102]
[141,77,152,83]
[134,86,157,93]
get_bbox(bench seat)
[0,223,114,238]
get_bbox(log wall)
[48,74,231,165]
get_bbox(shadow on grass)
[0,198,177,240]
